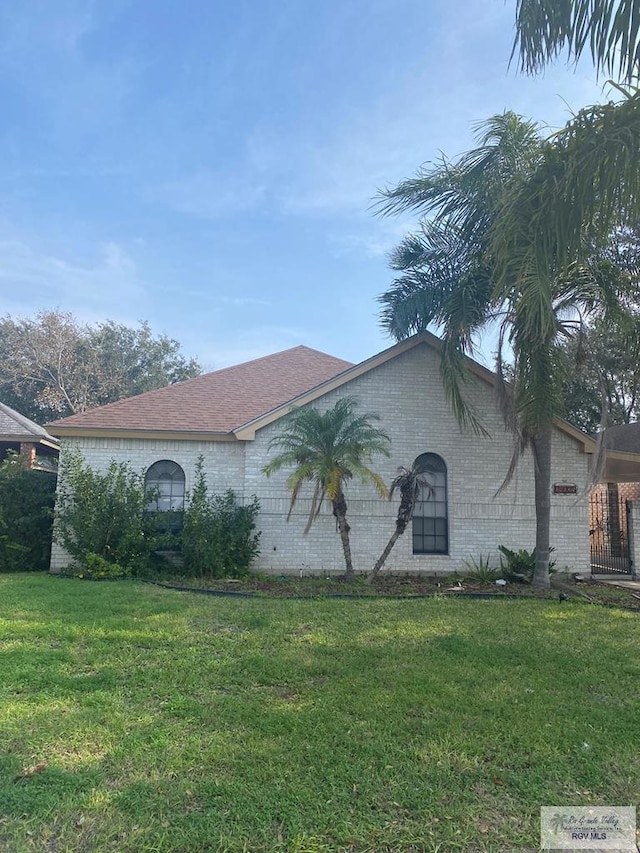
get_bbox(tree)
[505,0,640,436]
[505,0,640,301]
[513,0,640,83]
[561,309,640,433]
[181,456,261,579]
[54,448,153,575]
[0,452,56,572]
[0,310,201,423]
[262,397,391,581]
[369,461,431,582]
[377,113,629,588]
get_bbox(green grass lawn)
[1,575,638,853]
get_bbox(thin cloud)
[197,324,317,371]
[328,217,417,258]
[0,235,146,325]
[157,172,268,219]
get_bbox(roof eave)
[49,426,239,442]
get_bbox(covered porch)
[588,425,640,580]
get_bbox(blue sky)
[0,0,608,370]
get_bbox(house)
[0,402,60,471]
[48,333,606,576]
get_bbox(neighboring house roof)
[597,422,640,482]
[47,345,354,438]
[603,422,640,454]
[47,333,597,455]
[0,402,60,450]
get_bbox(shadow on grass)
[1,575,639,852]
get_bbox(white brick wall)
[50,342,591,575]
[49,437,245,571]
[248,344,590,574]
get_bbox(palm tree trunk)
[333,493,354,581]
[369,527,402,583]
[532,425,552,589]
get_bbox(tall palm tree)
[513,0,640,83]
[377,113,628,588]
[369,461,431,582]
[262,397,391,581]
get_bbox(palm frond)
[494,90,640,286]
[513,0,640,83]
[376,113,543,244]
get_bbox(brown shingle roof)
[46,346,353,435]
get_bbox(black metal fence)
[589,488,631,575]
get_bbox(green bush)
[181,456,261,578]
[77,553,128,579]
[498,544,557,583]
[0,453,56,571]
[54,449,153,576]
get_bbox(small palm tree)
[369,462,431,582]
[262,397,391,581]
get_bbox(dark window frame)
[145,459,186,513]
[412,453,448,555]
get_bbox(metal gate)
[589,487,632,575]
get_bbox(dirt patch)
[143,573,640,611]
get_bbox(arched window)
[145,460,185,512]
[412,453,448,555]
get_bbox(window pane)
[434,502,446,518]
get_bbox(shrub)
[0,452,56,571]
[498,545,556,583]
[181,456,261,578]
[77,553,128,579]
[54,449,153,576]
[462,554,502,583]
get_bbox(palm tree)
[369,461,431,582]
[377,112,629,588]
[262,397,391,581]
[513,0,640,83]
[508,0,640,293]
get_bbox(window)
[145,460,186,512]
[412,453,448,555]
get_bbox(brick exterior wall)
[50,343,591,575]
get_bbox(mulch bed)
[143,573,640,611]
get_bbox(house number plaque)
[553,483,577,494]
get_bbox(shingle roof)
[0,402,60,445]
[47,345,353,435]
[603,422,640,455]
